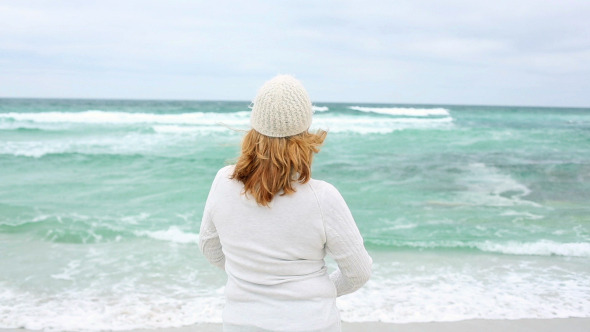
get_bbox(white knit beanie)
[250,75,313,137]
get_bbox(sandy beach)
[2,318,589,332]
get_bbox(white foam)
[0,111,251,126]
[50,260,81,281]
[384,239,590,257]
[339,250,590,323]
[475,240,590,257]
[311,115,453,134]
[337,262,590,323]
[388,223,418,231]
[0,141,69,158]
[0,110,456,157]
[0,284,224,331]
[312,106,329,112]
[500,210,544,220]
[135,226,199,244]
[0,109,456,140]
[120,213,151,225]
[453,163,541,207]
[151,125,228,134]
[0,134,176,158]
[349,106,450,117]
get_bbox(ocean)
[0,98,589,330]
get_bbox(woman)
[199,75,372,332]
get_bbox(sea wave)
[0,110,456,158]
[0,109,453,128]
[368,239,590,257]
[0,126,46,132]
[0,111,251,125]
[475,240,590,257]
[337,253,590,323]
[0,284,225,330]
[0,212,154,244]
[0,132,200,158]
[348,106,450,117]
[312,106,329,112]
[430,163,542,208]
[151,125,229,134]
[134,227,198,244]
[312,115,453,134]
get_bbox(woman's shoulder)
[307,179,352,219]
[307,178,343,200]
[217,165,235,178]
[208,165,236,191]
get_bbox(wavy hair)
[231,129,327,206]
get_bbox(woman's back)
[212,166,329,290]
[203,166,339,330]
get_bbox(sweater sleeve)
[319,183,372,297]
[198,169,226,270]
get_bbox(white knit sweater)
[199,166,372,331]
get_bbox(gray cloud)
[0,0,589,106]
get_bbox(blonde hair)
[231,129,327,206]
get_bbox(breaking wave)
[348,106,450,117]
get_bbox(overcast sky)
[1,1,589,107]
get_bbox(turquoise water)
[1,99,589,329]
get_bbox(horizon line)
[0,96,588,110]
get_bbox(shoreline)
[2,318,589,332]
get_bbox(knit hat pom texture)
[250,75,313,138]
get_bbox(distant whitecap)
[348,106,450,117]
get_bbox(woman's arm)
[198,169,226,270]
[320,183,372,296]
[199,210,225,270]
